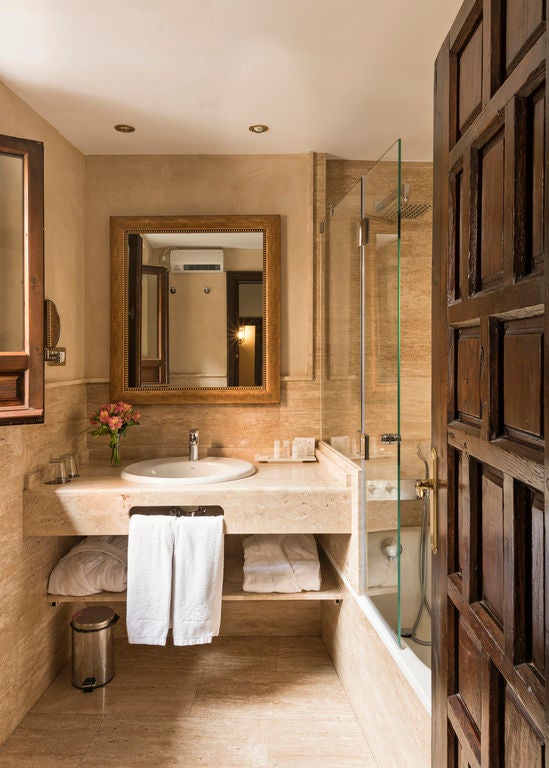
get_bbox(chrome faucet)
[189,428,199,461]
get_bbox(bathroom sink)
[121,456,256,485]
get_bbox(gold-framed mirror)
[110,214,280,404]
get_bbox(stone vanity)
[23,447,352,537]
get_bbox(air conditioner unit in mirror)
[168,249,224,273]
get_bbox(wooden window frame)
[0,134,44,425]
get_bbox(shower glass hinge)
[358,431,370,460]
[380,433,400,445]
[358,217,369,246]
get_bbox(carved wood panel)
[433,1,547,765]
[505,0,545,74]
[500,316,544,447]
[456,9,484,140]
[478,127,505,291]
[456,326,482,426]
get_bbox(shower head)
[374,183,431,220]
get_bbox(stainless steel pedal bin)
[71,605,119,693]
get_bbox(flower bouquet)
[89,401,141,466]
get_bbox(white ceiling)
[0,0,462,161]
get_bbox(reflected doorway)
[226,271,263,386]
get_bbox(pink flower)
[88,401,141,439]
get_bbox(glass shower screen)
[321,139,403,646]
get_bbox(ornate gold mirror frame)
[110,214,280,404]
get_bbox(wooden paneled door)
[432,0,547,765]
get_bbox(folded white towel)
[172,516,224,646]
[127,516,175,646]
[48,535,128,596]
[243,534,321,593]
[243,534,300,593]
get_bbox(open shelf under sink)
[48,555,341,605]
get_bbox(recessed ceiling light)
[249,124,269,134]
[114,124,135,133]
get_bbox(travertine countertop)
[23,451,353,536]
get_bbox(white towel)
[281,534,322,592]
[172,516,224,646]
[48,535,128,596]
[127,514,225,647]
[127,515,175,645]
[243,534,321,593]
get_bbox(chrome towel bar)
[129,505,224,518]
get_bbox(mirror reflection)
[110,215,280,404]
[129,231,263,387]
[0,133,44,425]
[0,151,24,351]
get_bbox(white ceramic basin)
[121,456,256,485]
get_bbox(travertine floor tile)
[0,638,380,767]
[189,669,276,718]
[276,636,333,671]
[115,635,279,672]
[0,757,79,768]
[79,715,271,768]
[173,635,280,672]
[267,717,377,767]
[31,663,202,716]
[190,665,356,720]
[272,667,358,719]
[0,713,102,768]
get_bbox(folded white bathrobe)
[126,514,224,646]
[242,534,321,593]
[47,536,128,595]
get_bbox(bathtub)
[323,528,432,713]
[366,525,432,709]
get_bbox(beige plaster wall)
[0,81,87,384]
[169,271,227,385]
[0,80,88,745]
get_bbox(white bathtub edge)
[322,548,432,714]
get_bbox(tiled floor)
[0,637,378,767]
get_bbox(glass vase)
[110,432,121,467]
